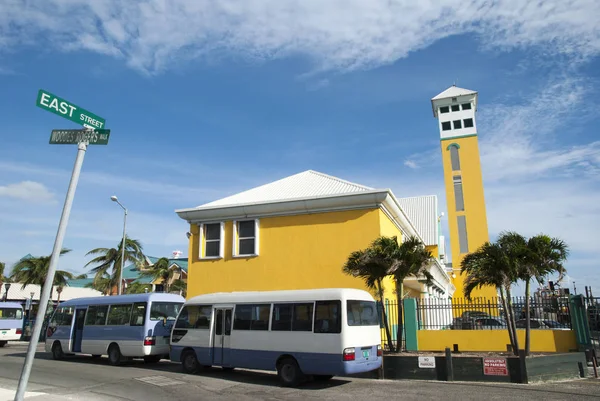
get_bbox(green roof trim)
[440,133,478,141]
[446,143,460,150]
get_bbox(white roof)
[186,288,374,305]
[431,85,477,101]
[396,195,438,246]
[199,170,372,208]
[1,284,102,301]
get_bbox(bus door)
[71,308,87,353]
[212,308,232,366]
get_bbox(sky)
[0,0,599,296]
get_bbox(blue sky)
[1,0,599,295]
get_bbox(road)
[0,342,598,400]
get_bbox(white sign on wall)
[418,356,436,368]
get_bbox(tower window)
[448,145,460,171]
[461,103,472,110]
[453,120,462,129]
[453,175,465,211]
[451,105,460,112]
[440,106,450,114]
[464,118,474,128]
[441,121,451,131]
[457,215,469,254]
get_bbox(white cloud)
[404,160,419,169]
[0,181,55,202]
[1,0,598,74]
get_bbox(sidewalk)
[0,388,46,401]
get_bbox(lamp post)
[111,195,127,296]
[3,283,11,301]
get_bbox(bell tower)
[431,85,496,300]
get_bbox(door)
[71,308,86,353]
[212,308,232,366]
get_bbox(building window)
[451,104,460,112]
[448,144,460,171]
[457,215,469,254]
[453,120,462,129]
[441,121,451,131]
[453,175,465,211]
[464,118,474,128]
[200,222,224,258]
[233,219,259,257]
[440,106,450,114]
[461,103,472,110]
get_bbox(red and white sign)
[483,358,508,376]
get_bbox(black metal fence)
[584,296,600,352]
[415,295,572,331]
[376,300,404,351]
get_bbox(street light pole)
[111,195,127,296]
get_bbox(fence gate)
[583,295,600,356]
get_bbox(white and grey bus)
[170,288,382,386]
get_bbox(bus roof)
[186,288,375,305]
[0,302,24,310]
[55,292,185,308]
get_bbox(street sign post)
[15,91,109,401]
[49,129,110,145]
[36,89,106,129]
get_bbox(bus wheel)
[277,357,304,387]
[181,350,199,374]
[143,355,162,363]
[313,375,333,381]
[0,341,6,348]
[107,344,123,366]
[51,342,64,360]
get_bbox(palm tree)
[520,234,569,355]
[342,244,393,350]
[0,261,7,288]
[461,241,520,355]
[56,286,64,308]
[384,235,434,352]
[125,281,152,294]
[10,249,75,303]
[84,274,113,295]
[140,257,175,293]
[170,279,187,297]
[74,273,88,279]
[85,236,144,295]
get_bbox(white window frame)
[198,222,224,259]
[232,219,260,258]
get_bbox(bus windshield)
[0,308,23,320]
[347,300,379,326]
[150,302,182,321]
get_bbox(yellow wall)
[187,208,390,298]
[441,135,496,300]
[418,329,577,353]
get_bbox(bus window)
[107,304,133,326]
[49,306,74,327]
[233,304,270,331]
[130,302,147,326]
[292,303,313,331]
[347,300,379,326]
[175,305,212,329]
[271,304,292,331]
[150,302,181,321]
[0,308,23,320]
[314,300,341,334]
[85,305,108,326]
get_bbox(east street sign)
[49,129,111,145]
[36,89,106,129]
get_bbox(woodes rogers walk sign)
[49,129,110,145]
[36,89,106,129]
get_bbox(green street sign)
[49,129,110,145]
[36,89,106,129]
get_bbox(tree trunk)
[499,287,517,354]
[377,280,393,352]
[505,286,520,355]
[395,279,404,353]
[524,278,532,356]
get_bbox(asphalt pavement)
[0,342,598,400]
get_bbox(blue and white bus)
[45,293,185,365]
[170,288,382,386]
[0,302,25,347]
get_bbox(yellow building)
[431,86,496,300]
[175,170,454,303]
